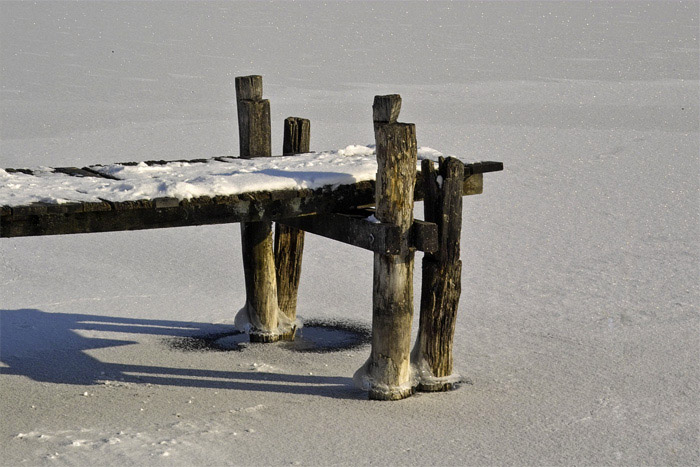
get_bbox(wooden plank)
[0,182,359,237]
[0,164,494,238]
[4,168,34,175]
[463,172,483,195]
[53,167,107,178]
[111,158,211,167]
[279,210,437,255]
[279,210,400,255]
[466,160,503,175]
[81,167,121,180]
[410,220,438,254]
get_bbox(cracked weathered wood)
[410,220,438,254]
[235,75,263,100]
[280,210,399,255]
[274,117,311,338]
[236,75,270,160]
[236,75,280,343]
[282,117,310,156]
[363,95,418,401]
[414,157,464,391]
[372,94,401,134]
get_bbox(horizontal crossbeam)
[278,209,438,254]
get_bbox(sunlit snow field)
[1,1,698,465]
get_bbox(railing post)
[234,75,288,343]
[412,157,464,390]
[355,95,418,400]
[274,117,310,339]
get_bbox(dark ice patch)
[165,330,246,352]
[165,319,370,354]
[285,319,371,353]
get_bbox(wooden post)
[236,75,270,159]
[355,95,418,401]
[274,117,310,339]
[412,157,464,391]
[282,117,310,156]
[235,75,284,343]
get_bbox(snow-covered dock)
[0,151,501,238]
[1,76,504,401]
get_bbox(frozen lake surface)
[1,1,698,465]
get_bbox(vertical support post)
[274,117,310,339]
[412,157,464,391]
[235,75,284,343]
[355,94,418,401]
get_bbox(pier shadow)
[0,309,362,399]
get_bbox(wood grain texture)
[241,220,280,342]
[274,221,303,332]
[372,94,401,133]
[236,100,271,160]
[274,117,311,336]
[282,117,310,156]
[279,210,400,254]
[365,105,418,401]
[235,75,263,100]
[279,210,437,255]
[415,157,464,391]
[236,75,279,342]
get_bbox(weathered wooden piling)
[357,95,418,401]
[274,117,311,339]
[413,157,465,391]
[235,75,282,343]
[282,117,310,157]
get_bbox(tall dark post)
[413,157,464,391]
[274,117,310,339]
[235,75,282,342]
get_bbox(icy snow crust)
[2,1,698,466]
[1,146,449,207]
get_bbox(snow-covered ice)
[1,1,697,466]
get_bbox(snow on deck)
[1,145,451,207]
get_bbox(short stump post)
[274,116,311,340]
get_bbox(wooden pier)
[1,75,502,400]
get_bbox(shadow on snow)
[0,308,369,400]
